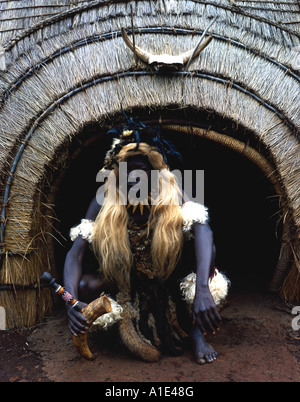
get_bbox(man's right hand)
[67,301,90,336]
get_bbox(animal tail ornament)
[118,316,161,362]
[117,270,230,362]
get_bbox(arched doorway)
[52,118,282,294]
[1,1,299,329]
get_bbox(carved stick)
[40,271,81,311]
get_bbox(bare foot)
[191,325,218,364]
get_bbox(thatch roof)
[0,0,299,327]
[0,0,299,47]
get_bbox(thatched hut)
[0,0,299,328]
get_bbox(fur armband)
[69,219,95,243]
[181,201,209,235]
[180,269,230,306]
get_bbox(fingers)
[194,308,221,335]
[207,308,221,333]
[68,308,90,336]
[214,308,222,323]
[204,311,216,333]
[193,317,206,336]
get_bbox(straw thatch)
[0,0,299,327]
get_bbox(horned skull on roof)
[121,16,217,71]
[121,28,212,71]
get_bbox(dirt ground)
[0,290,299,383]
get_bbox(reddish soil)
[0,291,299,383]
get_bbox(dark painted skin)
[63,156,221,364]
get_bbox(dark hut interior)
[53,110,282,293]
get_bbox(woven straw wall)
[0,0,299,327]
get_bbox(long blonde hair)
[92,143,184,288]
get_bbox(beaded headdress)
[103,116,183,170]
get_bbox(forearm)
[63,260,81,299]
[192,222,221,333]
[64,196,101,296]
[193,223,214,290]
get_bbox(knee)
[79,274,102,303]
[79,276,90,295]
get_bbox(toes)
[196,351,218,364]
[206,354,215,363]
[196,356,206,365]
[206,351,218,363]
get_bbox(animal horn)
[183,15,218,70]
[72,296,112,360]
[121,27,152,64]
[181,35,213,65]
